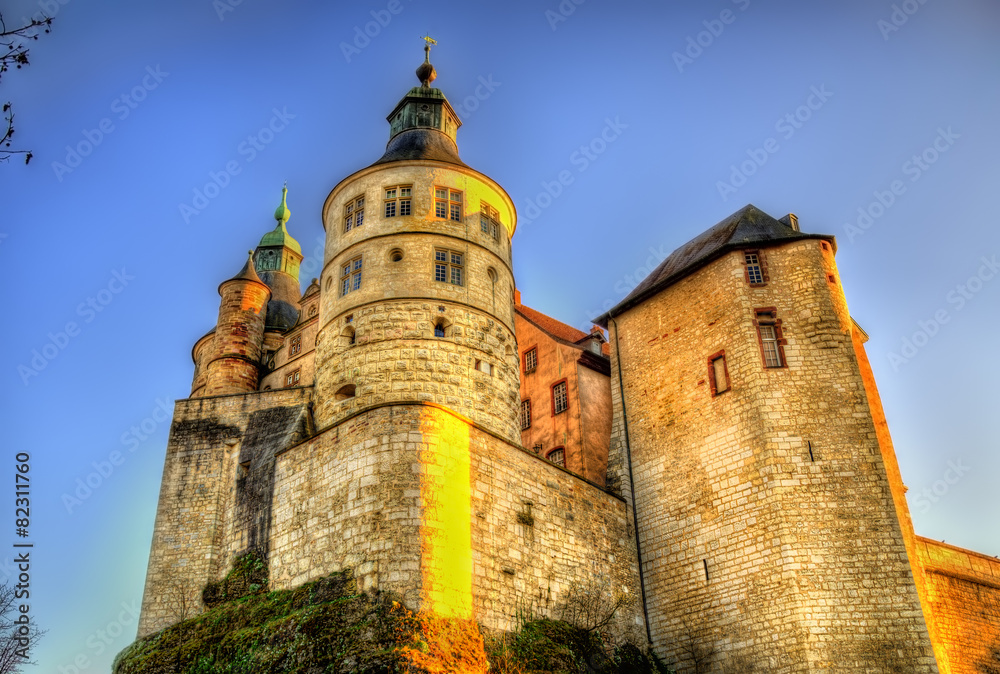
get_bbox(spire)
[258,185,301,255]
[417,35,437,87]
[274,183,291,225]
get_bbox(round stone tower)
[201,251,271,397]
[313,46,520,441]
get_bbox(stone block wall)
[267,402,644,641]
[314,300,520,442]
[916,537,1000,673]
[136,386,312,637]
[606,240,938,672]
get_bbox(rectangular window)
[344,195,365,232]
[547,447,565,467]
[384,185,411,218]
[434,249,463,286]
[754,309,786,368]
[340,255,363,296]
[552,381,568,415]
[480,202,500,240]
[708,351,729,396]
[523,347,537,373]
[435,186,463,222]
[520,399,531,430]
[285,369,300,387]
[744,250,766,286]
[289,335,302,357]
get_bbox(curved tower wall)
[202,277,270,397]
[313,162,520,442]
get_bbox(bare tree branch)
[0,12,53,164]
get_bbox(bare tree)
[1,13,53,164]
[555,576,629,633]
[0,582,45,673]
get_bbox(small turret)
[200,251,271,397]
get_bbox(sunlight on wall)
[419,409,473,619]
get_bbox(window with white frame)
[383,185,412,217]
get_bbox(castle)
[136,47,1000,672]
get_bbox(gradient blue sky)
[4,0,999,670]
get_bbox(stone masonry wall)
[607,240,937,672]
[136,386,312,637]
[314,162,518,438]
[267,402,644,642]
[916,537,1000,674]
[314,299,520,442]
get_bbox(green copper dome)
[258,185,301,254]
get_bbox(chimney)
[514,289,521,305]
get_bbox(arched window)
[547,448,565,467]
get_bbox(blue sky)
[3,0,999,670]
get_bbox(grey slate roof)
[595,204,835,326]
[368,128,468,168]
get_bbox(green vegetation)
[114,557,670,673]
[485,618,672,674]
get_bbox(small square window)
[285,369,300,387]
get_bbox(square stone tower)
[597,205,939,672]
